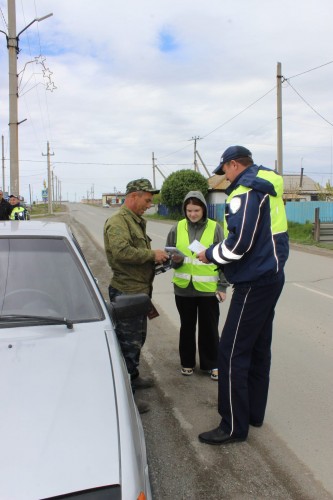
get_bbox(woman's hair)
[184,197,206,218]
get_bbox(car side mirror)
[107,293,152,323]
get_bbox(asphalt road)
[53,203,333,499]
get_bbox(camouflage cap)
[125,178,159,195]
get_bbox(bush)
[160,170,208,211]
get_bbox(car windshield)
[0,237,104,323]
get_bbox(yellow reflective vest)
[172,218,219,292]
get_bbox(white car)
[0,221,152,500]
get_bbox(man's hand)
[216,291,227,303]
[171,253,183,264]
[154,249,169,264]
[197,250,209,263]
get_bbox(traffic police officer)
[197,145,289,444]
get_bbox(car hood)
[0,321,121,499]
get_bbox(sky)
[0,0,333,202]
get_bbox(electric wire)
[285,80,333,127]
[287,60,333,80]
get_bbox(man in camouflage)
[104,178,169,411]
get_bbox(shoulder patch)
[229,196,242,214]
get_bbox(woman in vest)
[166,191,228,380]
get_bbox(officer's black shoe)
[198,426,246,445]
[131,376,154,390]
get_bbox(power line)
[285,80,333,127]
[201,86,276,139]
[287,60,333,80]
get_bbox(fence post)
[314,207,320,242]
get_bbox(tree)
[315,181,333,201]
[160,170,208,213]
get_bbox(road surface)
[57,203,333,499]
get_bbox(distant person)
[8,195,29,220]
[166,191,228,380]
[104,178,169,413]
[197,145,289,445]
[0,190,11,220]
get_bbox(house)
[283,174,320,201]
[102,193,125,206]
[206,172,321,204]
[206,175,230,204]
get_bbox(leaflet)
[188,239,207,254]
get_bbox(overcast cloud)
[0,0,332,201]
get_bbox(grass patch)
[29,204,68,217]
[287,222,315,244]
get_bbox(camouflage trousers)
[108,285,147,380]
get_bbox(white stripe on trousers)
[228,286,251,436]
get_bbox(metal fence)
[158,201,333,224]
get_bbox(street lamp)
[0,1,53,196]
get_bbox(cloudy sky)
[0,0,332,202]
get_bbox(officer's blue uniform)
[206,164,289,439]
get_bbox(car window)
[0,237,104,322]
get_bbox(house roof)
[283,174,318,192]
[208,175,230,190]
[208,173,319,193]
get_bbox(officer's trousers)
[218,273,285,439]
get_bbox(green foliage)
[288,221,333,250]
[288,221,315,244]
[160,170,208,209]
[315,180,333,201]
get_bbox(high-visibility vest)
[224,169,288,238]
[9,206,27,220]
[172,218,219,292]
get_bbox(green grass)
[29,204,68,217]
[287,222,333,250]
[287,222,315,244]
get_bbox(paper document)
[188,239,207,254]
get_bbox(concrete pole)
[194,137,198,171]
[1,135,5,191]
[42,141,54,214]
[152,152,157,189]
[277,62,283,175]
[7,0,19,195]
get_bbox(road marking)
[293,283,333,299]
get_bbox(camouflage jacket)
[103,205,156,295]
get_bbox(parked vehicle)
[0,221,152,500]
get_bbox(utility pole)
[152,152,157,188]
[277,61,283,175]
[1,135,5,191]
[42,141,54,214]
[7,0,19,196]
[0,1,53,196]
[152,152,166,183]
[190,136,201,171]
